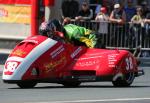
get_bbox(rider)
[39,19,65,42]
[39,19,98,48]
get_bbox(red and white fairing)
[2,35,144,87]
[3,36,57,80]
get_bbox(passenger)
[63,23,97,48]
[39,19,98,48]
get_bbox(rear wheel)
[112,72,135,87]
[17,82,37,88]
[62,82,81,87]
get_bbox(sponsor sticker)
[71,47,82,58]
[76,60,99,66]
[50,45,65,58]
[44,56,67,73]
[11,49,26,56]
[108,54,117,67]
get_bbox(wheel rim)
[125,72,135,84]
[112,72,135,87]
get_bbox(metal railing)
[70,20,150,51]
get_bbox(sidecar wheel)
[112,72,135,87]
[17,82,37,88]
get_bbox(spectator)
[140,1,149,18]
[109,3,126,24]
[94,4,102,17]
[61,0,79,20]
[44,0,57,20]
[75,1,93,21]
[90,0,102,4]
[113,0,124,4]
[95,7,109,48]
[124,0,136,47]
[141,5,150,56]
[143,9,150,47]
[124,0,136,22]
[102,0,114,15]
[109,3,126,47]
[144,9,150,24]
[130,7,144,47]
[89,0,102,17]
[145,8,150,20]
[131,7,144,26]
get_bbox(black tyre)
[62,82,81,87]
[112,72,135,87]
[17,82,37,88]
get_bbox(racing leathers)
[63,24,97,48]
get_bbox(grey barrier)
[70,20,150,51]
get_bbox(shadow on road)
[8,84,150,89]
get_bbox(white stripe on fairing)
[6,56,24,62]
[3,38,57,80]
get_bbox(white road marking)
[26,97,150,103]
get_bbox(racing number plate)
[4,61,20,75]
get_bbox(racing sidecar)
[2,35,144,88]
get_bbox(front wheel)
[17,82,37,88]
[112,72,135,87]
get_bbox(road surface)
[0,66,150,103]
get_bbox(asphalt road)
[0,66,150,103]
